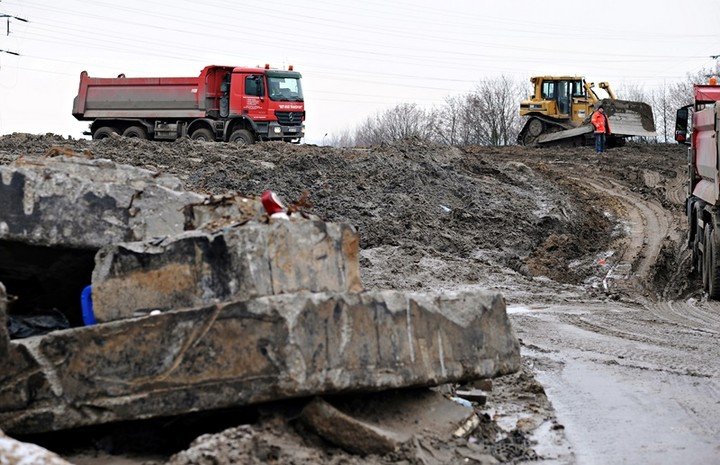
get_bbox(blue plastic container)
[80,285,96,326]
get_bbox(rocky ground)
[0,134,703,464]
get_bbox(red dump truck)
[72,65,305,144]
[676,83,720,297]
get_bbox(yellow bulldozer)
[517,76,656,146]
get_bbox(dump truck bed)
[73,73,203,119]
[72,66,233,120]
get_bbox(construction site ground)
[1,134,715,464]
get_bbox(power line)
[0,7,28,55]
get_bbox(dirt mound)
[0,134,636,303]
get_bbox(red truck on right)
[676,83,720,297]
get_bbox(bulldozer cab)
[542,79,585,115]
[522,76,591,124]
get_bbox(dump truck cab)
[228,67,304,140]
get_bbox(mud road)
[500,145,720,464]
[0,134,713,463]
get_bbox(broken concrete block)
[0,429,73,465]
[453,414,481,438]
[0,156,204,249]
[183,194,264,231]
[0,290,519,434]
[91,219,362,322]
[0,156,265,330]
[455,389,488,405]
[301,390,475,455]
[301,397,406,455]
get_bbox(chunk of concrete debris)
[0,156,205,248]
[453,414,481,438]
[455,388,488,405]
[0,156,263,334]
[0,429,73,465]
[301,397,407,455]
[301,389,476,455]
[91,219,362,322]
[0,290,519,434]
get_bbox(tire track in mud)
[583,177,676,284]
[566,170,720,374]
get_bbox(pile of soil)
[1,133,661,302]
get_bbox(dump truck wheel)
[229,129,254,145]
[92,126,119,140]
[190,128,214,142]
[691,229,701,275]
[703,226,712,292]
[709,228,720,299]
[123,126,148,139]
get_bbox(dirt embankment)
[2,134,664,301]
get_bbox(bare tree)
[650,82,672,143]
[432,75,524,146]
[326,128,355,147]
[460,76,524,146]
[353,103,435,146]
[615,82,650,103]
[650,68,711,142]
[434,95,465,146]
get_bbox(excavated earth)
[0,134,710,464]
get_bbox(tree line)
[327,69,711,147]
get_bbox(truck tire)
[122,126,148,139]
[229,129,254,145]
[709,227,720,299]
[93,126,119,140]
[703,227,711,292]
[190,128,215,142]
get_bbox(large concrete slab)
[0,290,519,434]
[0,156,263,249]
[92,219,362,322]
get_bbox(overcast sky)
[0,0,718,144]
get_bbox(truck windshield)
[268,77,303,102]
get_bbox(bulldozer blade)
[537,125,592,144]
[599,99,656,138]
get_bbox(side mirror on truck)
[675,105,692,145]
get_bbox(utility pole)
[0,1,28,57]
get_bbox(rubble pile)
[0,134,686,463]
[0,148,522,463]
